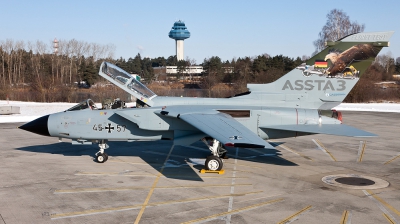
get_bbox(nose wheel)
[96,152,108,163]
[95,140,109,163]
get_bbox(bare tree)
[92,43,115,61]
[262,53,270,59]
[35,40,47,55]
[375,52,393,72]
[14,40,24,84]
[313,9,365,54]
[35,40,48,81]
[374,52,395,80]
[105,44,116,59]
[0,42,4,85]
[3,39,14,85]
[89,43,100,62]
[301,55,310,61]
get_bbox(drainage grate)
[322,174,389,190]
[335,177,375,186]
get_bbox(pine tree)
[82,58,97,87]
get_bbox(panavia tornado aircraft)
[19,31,393,171]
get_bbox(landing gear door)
[98,61,157,107]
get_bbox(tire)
[103,153,109,162]
[96,153,106,163]
[205,156,223,171]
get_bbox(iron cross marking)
[105,123,115,133]
[229,136,243,140]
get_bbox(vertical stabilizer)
[247,31,394,109]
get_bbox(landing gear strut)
[201,138,226,171]
[95,140,109,163]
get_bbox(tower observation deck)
[168,20,190,61]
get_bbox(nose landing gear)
[95,140,109,163]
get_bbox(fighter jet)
[19,31,394,171]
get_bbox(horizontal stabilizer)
[261,124,377,137]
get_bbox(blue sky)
[1,0,399,64]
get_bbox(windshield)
[67,99,97,111]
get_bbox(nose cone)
[19,115,50,136]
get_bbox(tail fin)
[247,31,394,109]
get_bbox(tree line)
[0,9,399,103]
[1,38,399,102]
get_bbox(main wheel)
[96,153,108,163]
[103,153,109,162]
[205,156,223,171]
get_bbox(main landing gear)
[95,140,109,163]
[201,138,227,171]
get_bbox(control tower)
[168,20,190,61]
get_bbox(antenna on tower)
[53,38,59,55]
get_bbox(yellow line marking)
[134,145,175,224]
[272,142,313,161]
[366,190,400,217]
[181,198,283,224]
[384,153,400,165]
[363,190,398,223]
[51,204,142,219]
[74,172,248,179]
[277,205,312,224]
[54,184,252,194]
[340,210,349,224]
[383,213,396,224]
[313,139,337,162]
[231,193,285,204]
[151,191,263,205]
[224,162,265,169]
[50,191,263,219]
[357,141,367,162]
[180,176,249,179]
[108,160,164,166]
[75,172,157,177]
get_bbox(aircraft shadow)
[15,140,297,182]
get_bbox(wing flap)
[261,124,377,137]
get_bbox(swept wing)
[156,108,275,149]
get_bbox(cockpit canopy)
[99,62,156,107]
